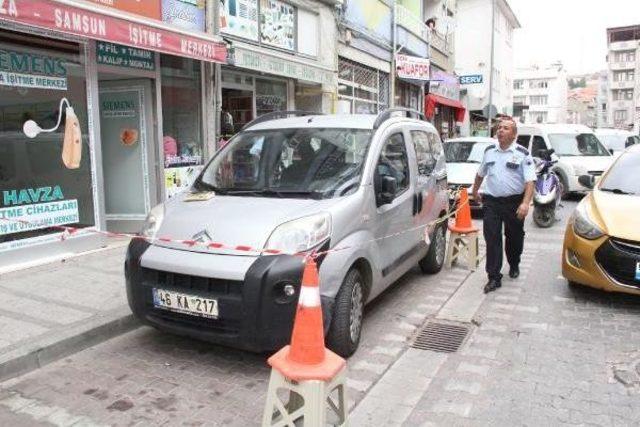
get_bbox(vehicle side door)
[408,129,445,240]
[371,127,417,283]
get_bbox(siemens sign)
[459,74,483,85]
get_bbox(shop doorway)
[221,87,254,142]
[98,77,157,232]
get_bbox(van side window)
[376,133,409,193]
[410,130,436,176]
[516,135,530,149]
[531,136,547,158]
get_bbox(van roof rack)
[242,111,322,131]
[373,108,425,129]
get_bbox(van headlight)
[572,202,604,240]
[141,204,165,239]
[265,213,331,254]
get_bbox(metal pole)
[390,0,397,108]
[487,0,496,125]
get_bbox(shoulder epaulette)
[516,145,529,155]
[485,145,496,153]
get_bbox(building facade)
[454,0,520,136]
[512,63,568,124]
[597,69,609,128]
[0,0,227,269]
[218,0,338,143]
[423,0,464,139]
[606,25,640,133]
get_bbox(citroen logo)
[192,229,213,243]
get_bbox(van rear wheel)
[420,221,446,274]
[326,268,364,357]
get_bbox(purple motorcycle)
[533,149,562,228]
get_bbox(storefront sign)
[429,70,460,100]
[395,54,430,81]
[232,47,333,85]
[87,0,162,20]
[260,0,296,51]
[0,48,67,90]
[0,0,226,63]
[97,42,155,71]
[162,0,205,32]
[220,0,259,41]
[0,199,79,236]
[459,74,483,85]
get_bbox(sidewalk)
[0,240,138,382]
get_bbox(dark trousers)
[483,194,525,281]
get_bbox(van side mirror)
[378,176,398,205]
[609,148,614,155]
[578,174,595,189]
[546,148,555,156]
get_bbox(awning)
[0,0,227,63]
[425,94,466,122]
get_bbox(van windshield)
[444,141,492,163]
[194,128,372,199]
[547,133,610,156]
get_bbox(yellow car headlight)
[572,202,604,240]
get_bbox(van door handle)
[412,194,418,216]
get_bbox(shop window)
[0,34,95,245]
[160,55,204,198]
[256,78,287,117]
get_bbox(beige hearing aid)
[61,107,82,169]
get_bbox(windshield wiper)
[192,180,228,194]
[600,188,635,195]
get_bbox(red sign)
[0,0,226,64]
[87,0,162,20]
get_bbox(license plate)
[153,288,219,319]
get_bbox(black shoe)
[509,266,520,279]
[484,279,502,294]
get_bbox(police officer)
[471,117,536,293]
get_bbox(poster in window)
[162,0,206,32]
[260,0,296,51]
[220,0,259,41]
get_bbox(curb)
[0,308,140,383]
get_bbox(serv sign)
[460,74,483,85]
[396,54,430,81]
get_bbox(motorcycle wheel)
[533,207,555,228]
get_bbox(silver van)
[125,110,449,356]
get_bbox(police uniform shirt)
[478,142,536,197]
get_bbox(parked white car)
[516,124,613,198]
[594,128,640,155]
[443,137,495,210]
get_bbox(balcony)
[609,40,640,51]
[609,61,636,71]
[611,99,634,110]
[610,80,636,90]
[395,4,430,44]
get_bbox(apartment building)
[455,0,520,136]
[606,25,640,133]
[512,63,568,124]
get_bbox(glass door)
[98,78,156,232]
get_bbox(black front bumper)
[125,239,334,352]
[595,238,640,288]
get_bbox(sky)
[509,0,639,76]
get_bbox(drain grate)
[410,321,470,353]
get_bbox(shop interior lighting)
[23,97,82,169]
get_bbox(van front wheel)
[326,268,364,357]
[419,221,446,274]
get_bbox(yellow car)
[562,145,640,295]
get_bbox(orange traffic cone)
[267,257,345,381]
[449,187,478,234]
